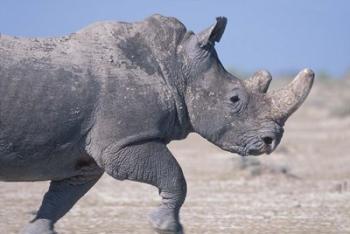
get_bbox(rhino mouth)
[246,146,272,156]
[221,141,273,157]
[246,148,262,156]
[220,143,249,156]
[245,139,276,156]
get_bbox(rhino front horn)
[269,68,314,122]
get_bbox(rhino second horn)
[269,68,314,122]
[244,70,272,93]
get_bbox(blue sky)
[0,0,349,77]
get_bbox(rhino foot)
[148,207,183,234]
[20,219,56,234]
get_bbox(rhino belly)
[0,116,92,181]
[0,144,86,181]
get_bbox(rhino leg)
[102,141,187,234]
[21,170,103,234]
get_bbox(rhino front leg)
[102,141,187,234]
[21,170,103,234]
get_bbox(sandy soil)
[1,79,350,234]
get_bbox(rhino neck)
[156,55,193,141]
[139,15,193,139]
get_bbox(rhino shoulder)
[146,14,187,32]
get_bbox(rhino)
[0,14,314,234]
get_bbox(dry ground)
[1,78,350,234]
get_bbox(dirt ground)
[1,78,350,234]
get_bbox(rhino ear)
[198,17,227,47]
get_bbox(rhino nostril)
[262,136,274,145]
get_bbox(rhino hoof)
[148,207,183,234]
[20,219,56,234]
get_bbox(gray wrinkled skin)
[0,14,314,234]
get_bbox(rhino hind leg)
[20,169,103,234]
[102,141,187,234]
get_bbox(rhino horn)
[269,68,314,123]
[244,70,272,93]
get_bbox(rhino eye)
[230,95,240,103]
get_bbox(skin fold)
[0,14,314,234]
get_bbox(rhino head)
[178,17,314,156]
